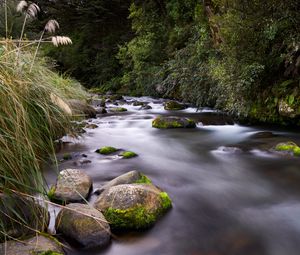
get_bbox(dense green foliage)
[3,0,300,125]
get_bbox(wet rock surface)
[51,169,92,203]
[152,116,196,129]
[55,203,111,249]
[0,235,64,255]
[94,184,172,230]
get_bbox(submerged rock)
[55,203,111,249]
[273,141,300,157]
[96,146,118,155]
[94,170,151,195]
[0,194,49,242]
[109,107,127,112]
[0,235,64,255]
[132,101,146,106]
[50,169,92,203]
[164,101,186,110]
[94,184,172,230]
[140,105,152,110]
[152,116,196,129]
[119,151,138,159]
[250,131,275,139]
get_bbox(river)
[45,96,300,255]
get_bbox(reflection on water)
[44,97,300,255]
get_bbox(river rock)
[0,235,64,255]
[51,169,92,203]
[0,194,49,242]
[132,101,146,106]
[95,107,107,114]
[55,203,111,249]
[85,123,98,129]
[250,131,275,139]
[273,142,300,157]
[152,116,196,129]
[140,105,152,110]
[94,170,151,195]
[109,107,127,112]
[164,101,186,110]
[68,99,97,118]
[94,184,172,229]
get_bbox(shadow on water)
[44,97,300,255]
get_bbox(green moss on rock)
[152,116,196,129]
[104,206,156,229]
[36,251,64,255]
[159,192,172,210]
[275,142,300,157]
[96,146,118,155]
[134,174,152,184]
[119,151,138,158]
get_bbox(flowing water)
[45,97,300,255]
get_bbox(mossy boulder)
[164,101,186,110]
[0,194,49,242]
[109,107,127,112]
[94,184,172,230]
[94,170,151,195]
[51,169,92,203]
[55,203,111,249]
[0,235,64,255]
[152,116,196,129]
[119,151,138,159]
[274,142,300,156]
[96,146,118,155]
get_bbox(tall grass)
[0,40,87,241]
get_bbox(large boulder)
[0,194,49,242]
[164,101,186,110]
[55,203,111,249]
[50,169,92,203]
[68,99,97,118]
[94,170,151,195]
[152,116,196,129]
[94,184,172,230]
[0,235,64,255]
[273,141,300,157]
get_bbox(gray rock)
[94,170,150,195]
[55,203,111,249]
[0,194,49,242]
[140,105,152,110]
[250,131,275,139]
[94,184,172,229]
[0,235,64,255]
[52,169,92,203]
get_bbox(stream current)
[45,96,300,255]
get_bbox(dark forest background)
[1,0,300,124]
